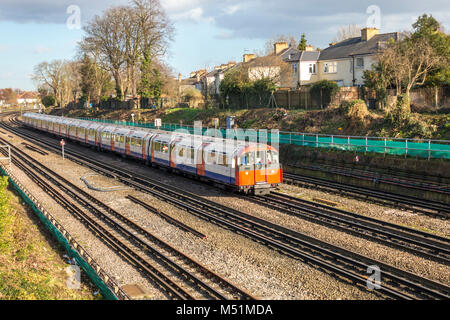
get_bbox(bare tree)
[263,35,298,55]
[247,54,293,87]
[33,60,68,108]
[333,24,361,43]
[80,0,173,101]
[82,6,129,100]
[379,35,441,97]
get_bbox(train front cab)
[236,145,282,195]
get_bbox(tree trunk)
[434,86,439,107]
[113,70,123,100]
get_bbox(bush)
[346,100,369,124]
[310,80,339,108]
[41,95,55,108]
[388,94,411,126]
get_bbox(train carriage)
[85,122,105,147]
[99,126,118,151]
[127,129,153,160]
[150,133,173,167]
[76,121,91,144]
[112,127,131,154]
[22,113,282,195]
[68,120,83,141]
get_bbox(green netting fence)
[78,117,450,160]
[0,166,129,300]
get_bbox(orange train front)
[22,112,282,195]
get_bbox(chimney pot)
[274,42,289,55]
[361,27,379,41]
[243,54,255,63]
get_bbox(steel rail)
[0,135,252,301]
[246,192,450,265]
[4,117,450,300]
[283,172,450,218]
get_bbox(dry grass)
[0,179,97,300]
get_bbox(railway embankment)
[280,144,450,204]
[0,174,97,300]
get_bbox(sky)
[0,0,449,91]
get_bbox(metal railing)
[77,117,450,160]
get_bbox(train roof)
[23,113,279,153]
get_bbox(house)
[278,44,320,87]
[317,28,398,86]
[245,42,320,89]
[17,91,39,105]
[178,73,202,95]
[200,62,236,96]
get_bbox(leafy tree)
[363,63,388,109]
[310,80,339,108]
[41,95,56,108]
[298,33,307,51]
[80,54,96,106]
[411,14,450,106]
[138,48,163,104]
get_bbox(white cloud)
[33,45,50,54]
[171,7,214,23]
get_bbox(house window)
[356,58,364,68]
[324,62,337,73]
[292,63,298,73]
[309,63,316,74]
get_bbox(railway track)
[286,162,450,195]
[283,172,450,219]
[248,191,450,265]
[0,131,253,301]
[3,115,450,300]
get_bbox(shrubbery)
[310,80,339,108]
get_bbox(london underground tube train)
[22,113,282,195]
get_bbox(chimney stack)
[243,53,256,63]
[274,42,289,55]
[361,27,379,41]
[305,45,314,51]
[178,73,182,83]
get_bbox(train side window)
[131,137,136,145]
[208,151,217,164]
[120,136,124,143]
[136,138,142,147]
[255,150,266,165]
[219,153,228,166]
[267,150,279,164]
[161,144,169,153]
[239,152,254,166]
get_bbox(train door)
[125,135,131,155]
[169,137,182,168]
[196,144,207,176]
[237,151,255,186]
[111,131,115,151]
[254,148,267,183]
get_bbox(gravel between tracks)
[4,126,449,299]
